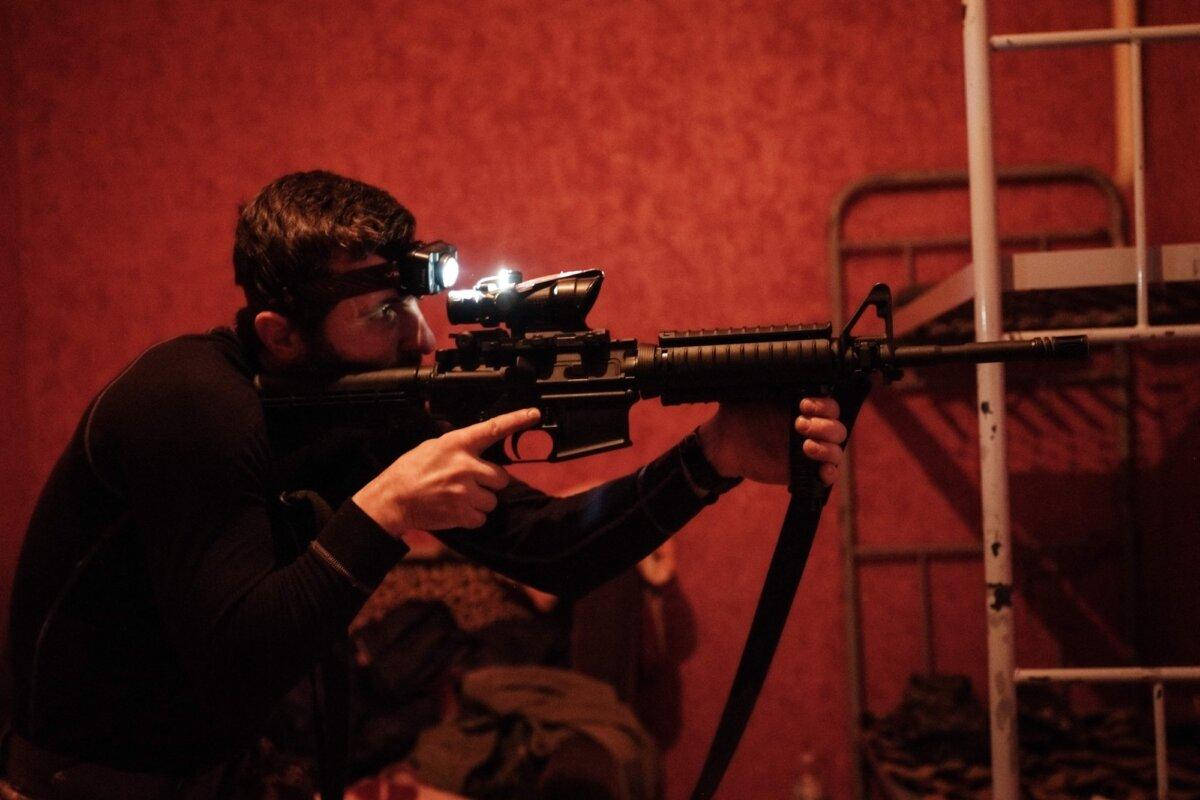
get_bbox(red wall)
[3,2,1198,797]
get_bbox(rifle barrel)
[891,335,1088,368]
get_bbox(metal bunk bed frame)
[830,7,1200,800]
[964,7,1200,799]
[829,166,1134,800]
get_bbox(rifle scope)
[446,268,604,335]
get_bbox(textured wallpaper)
[3,1,1198,797]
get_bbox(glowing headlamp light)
[406,240,460,295]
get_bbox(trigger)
[505,424,554,462]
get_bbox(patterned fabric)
[353,560,537,636]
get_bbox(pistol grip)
[789,412,832,511]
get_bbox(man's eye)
[369,303,400,323]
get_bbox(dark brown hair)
[233,171,416,335]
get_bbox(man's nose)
[415,312,436,354]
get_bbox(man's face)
[304,252,437,373]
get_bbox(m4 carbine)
[258,267,1088,461]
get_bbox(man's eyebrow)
[360,293,403,314]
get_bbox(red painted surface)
[2,1,1197,797]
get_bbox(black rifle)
[258,268,1088,800]
[259,268,1086,462]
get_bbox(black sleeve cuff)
[314,500,410,592]
[635,435,741,534]
[676,428,743,503]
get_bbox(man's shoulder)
[91,329,263,441]
[81,330,271,501]
[115,329,254,394]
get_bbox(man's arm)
[353,401,848,598]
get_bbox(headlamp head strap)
[275,239,459,312]
[290,262,406,306]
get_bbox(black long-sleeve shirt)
[8,329,723,776]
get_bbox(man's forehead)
[328,251,389,273]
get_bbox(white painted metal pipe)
[991,23,1200,50]
[1015,666,1200,683]
[1111,0,1136,191]
[1131,39,1150,329]
[964,3,1019,800]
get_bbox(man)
[6,171,849,799]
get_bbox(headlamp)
[405,240,460,296]
[287,239,460,307]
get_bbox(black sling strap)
[689,383,869,800]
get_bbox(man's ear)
[254,310,307,366]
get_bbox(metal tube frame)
[1155,682,1169,800]
[963,7,1020,800]
[1015,666,1200,683]
[992,22,1200,50]
[1131,38,1149,332]
[964,7,1200,800]
[828,165,1126,800]
[1011,667,1200,800]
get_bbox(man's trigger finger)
[455,408,542,453]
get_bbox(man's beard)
[290,328,422,378]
